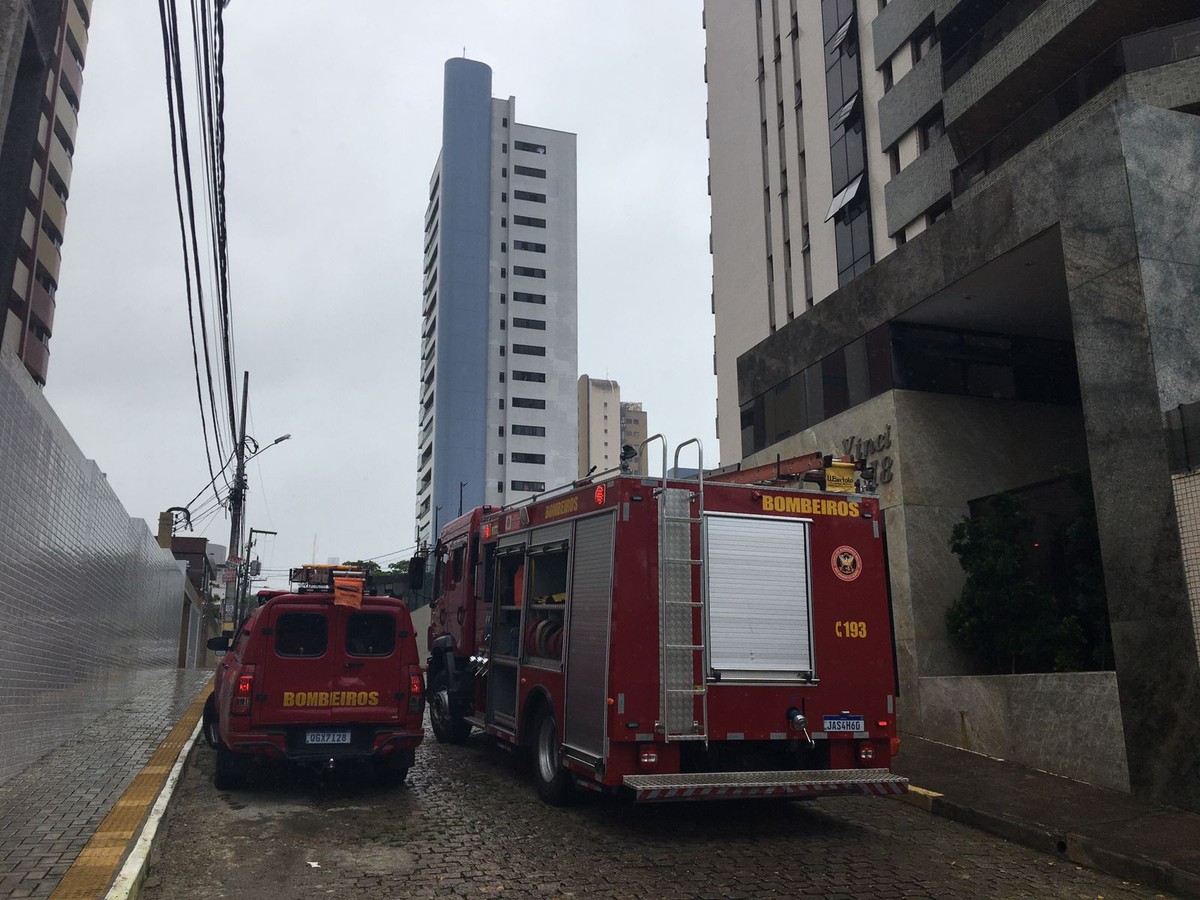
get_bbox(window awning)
[824,173,864,222]
[831,92,860,130]
[830,12,857,53]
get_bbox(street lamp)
[433,505,443,544]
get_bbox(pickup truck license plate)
[823,716,865,733]
[306,730,351,745]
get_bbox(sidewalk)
[0,670,211,899]
[892,732,1200,898]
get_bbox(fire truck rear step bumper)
[623,768,908,802]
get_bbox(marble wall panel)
[919,673,1130,792]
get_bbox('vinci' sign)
[841,424,894,484]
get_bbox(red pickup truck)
[202,590,425,789]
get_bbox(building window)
[919,107,945,151]
[499,399,505,409]
[502,142,507,153]
[514,215,546,228]
[511,424,546,436]
[500,267,507,278]
[512,266,546,279]
[513,240,546,253]
[514,165,546,178]
[912,20,937,64]
[513,292,546,304]
[512,370,546,382]
[882,60,893,92]
[498,481,504,492]
[510,480,546,492]
[511,452,546,465]
[499,453,504,465]
[501,217,507,227]
[499,372,506,382]
[512,397,547,409]
[514,140,547,154]
[500,293,507,304]
[501,167,507,178]
[499,426,505,436]
[514,190,546,203]
[502,116,508,127]
[889,145,901,176]
[512,317,546,330]
[501,241,507,252]
[926,195,952,225]
[501,320,506,330]
[501,191,507,202]
[512,344,546,356]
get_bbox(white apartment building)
[416,59,578,545]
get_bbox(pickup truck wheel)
[213,744,246,791]
[202,694,220,749]
[429,668,471,745]
[532,709,573,806]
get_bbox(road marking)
[891,784,943,812]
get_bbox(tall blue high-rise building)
[416,59,578,545]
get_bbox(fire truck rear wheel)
[429,667,471,745]
[202,694,220,749]
[533,709,573,805]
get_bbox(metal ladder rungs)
[664,557,702,566]
[664,600,703,608]
[663,515,702,525]
[666,644,705,652]
[665,687,707,695]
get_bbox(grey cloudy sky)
[43,1,714,584]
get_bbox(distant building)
[416,58,578,545]
[0,0,92,386]
[577,375,648,477]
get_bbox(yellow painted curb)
[50,678,212,900]
[891,784,943,812]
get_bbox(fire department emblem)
[831,546,862,582]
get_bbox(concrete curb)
[894,786,1200,898]
[104,719,203,900]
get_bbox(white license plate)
[306,730,351,745]
[823,716,865,733]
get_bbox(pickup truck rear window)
[346,613,395,657]
[275,613,328,657]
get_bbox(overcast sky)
[43,1,714,586]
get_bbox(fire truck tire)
[532,710,573,805]
[429,668,471,745]
[213,745,246,791]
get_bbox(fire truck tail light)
[858,742,876,764]
[890,736,902,757]
[638,744,659,767]
[407,666,425,715]
[232,675,253,716]
[877,720,889,729]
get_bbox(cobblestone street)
[143,723,1169,899]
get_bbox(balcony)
[48,134,73,196]
[66,1,89,58]
[21,335,48,385]
[952,16,1200,195]
[54,92,78,146]
[28,160,42,198]
[41,188,66,237]
[20,211,35,250]
[942,0,1048,89]
[29,279,54,334]
[59,49,83,106]
[37,238,61,285]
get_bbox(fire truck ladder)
[654,436,708,743]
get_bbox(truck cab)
[203,569,425,789]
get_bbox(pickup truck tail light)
[407,666,425,715]
[231,674,254,716]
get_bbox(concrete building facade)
[417,59,578,545]
[704,0,1200,809]
[0,0,91,386]
[577,375,649,478]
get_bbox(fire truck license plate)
[823,716,864,733]
[306,730,351,745]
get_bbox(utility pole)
[228,371,249,625]
[459,481,467,516]
[240,527,277,619]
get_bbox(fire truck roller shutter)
[563,512,616,761]
[704,514,814,681]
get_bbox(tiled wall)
[0,347,186,785]
[1172,470,1200,666]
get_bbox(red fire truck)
[422,437,907,804]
